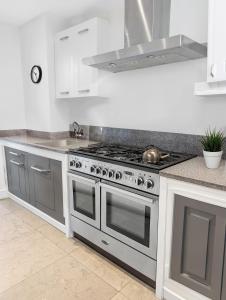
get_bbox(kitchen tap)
[72,121,83,138]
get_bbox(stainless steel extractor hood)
[83,0,207,73]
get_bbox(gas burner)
[70,143,195,171]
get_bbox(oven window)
[72,181,95,220]
[106,192,150,247]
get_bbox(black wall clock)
[30,65,42,84]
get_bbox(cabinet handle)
[59,36,69,41]
[101,240,110,246]
[78,28,89,34]
[78,89,90,93]
[10,160,24,167]
[210,64,216,78]
[60,91,70,95]
[9,151,19,156]
[31,166,51,174]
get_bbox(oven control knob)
[75,161,82,168]
[137,177,144,186]
[102,168,108,176]
[108,170,115,178]
[96,167,102,174]
[70,160,76,167]
[115,171,122,180]
[90,165,96,173]
[145,179,154,189]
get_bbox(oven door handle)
[100,182,157,204]
[68,172,100,185]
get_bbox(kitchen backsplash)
[1,126,226,158]
[86,125,226,158]
[86,126,203,156]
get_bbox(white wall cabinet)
[207,0,226,83]
[55,33,75,98]
[55,18,108,99]
[195,0,226,95]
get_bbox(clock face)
[30,65,42,84]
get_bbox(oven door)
[101,182,158,258]
[68,172,100,229]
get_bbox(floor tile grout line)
[68,251,130,293]
[0,253,69,297]
[34,224,79,255]
[69,246,155,297]
[110,292,129,300]
[11,209,49,231]
[2,200,76,255]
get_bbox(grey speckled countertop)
[0,135,98,154]
[160,157,226,191]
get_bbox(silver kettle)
[143,146,169,164]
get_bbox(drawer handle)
[78,28,89,34]
[59,36,69,41]
[78,89,90,93]
[9,151,19,156]
[60,91,70,95]
[101,240,109,246]
[10,160,24,167]
[210,64,216,78]
[31,166,51,174]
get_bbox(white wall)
[170,0,208,42]
[67,0,226,136]
[20,14,70,132]
[20,15,52,132]
[15,0,226,136]
[0,23,25,130]
[68,58,226,135]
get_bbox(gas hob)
[68,143,195,196]
[70,143,194,171]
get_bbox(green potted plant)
[201,128,225,169]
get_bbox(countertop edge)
[160,170,226,192]
[0,137,69,154]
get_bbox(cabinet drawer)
[5,146,25,163]
[5,147,28,202]
[71,216,156,281]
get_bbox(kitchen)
[0,0,226,299]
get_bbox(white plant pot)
[203,150,223,169]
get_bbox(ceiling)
[0,0,118,26]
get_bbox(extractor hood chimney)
[83,0,207,73]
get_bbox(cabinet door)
[55,31,76,98]
[221,236,226,300]
[28,154,64,224]
[207,0,226,82]
[5,147,29,202]
[171,194,226,300]
[76,19,98,97]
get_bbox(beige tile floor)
[0,198,158,300]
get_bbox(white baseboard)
[0,189,8,199]
[8,193,66,233]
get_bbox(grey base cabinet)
[170,194,226,300]
[221,240,226,300]
[28,154,65,224]
[5,147,65,224]
[5,147,29,203]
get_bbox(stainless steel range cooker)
[68,143,194,285]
